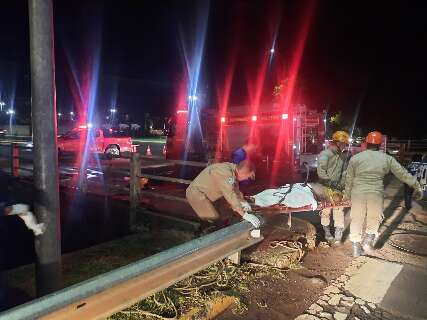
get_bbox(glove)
[330,181,344,191]
[241,201,252,213]
[10,204,30,215]
[413,187,424,201]
[242,213,261,228]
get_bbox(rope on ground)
[118,293,178,320]
[269,240,305,262]
[387,231,427,257]
[112,242,308,319]
[119,309,177,320]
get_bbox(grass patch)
[5,230,193,298]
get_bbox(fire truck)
[165,104,326,173]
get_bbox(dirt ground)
[216,242,353,320]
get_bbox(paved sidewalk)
[295,256,427,320]
[294,178,427,320]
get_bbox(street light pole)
[28,0,62,295]
[110,107,117,125]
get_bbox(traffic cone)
[162,145,167,156]
[146,145,152,156]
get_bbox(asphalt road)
[0,136,167,177]
[0,136,167,156]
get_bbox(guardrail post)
[130,152,141,227]
[227,251,241,265]
[399,143,405,163]
[11,143,20,177]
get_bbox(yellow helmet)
[332,131,349,144]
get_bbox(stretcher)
[250,200,351,215]
[248,199,351,229]
[246,182,351,216]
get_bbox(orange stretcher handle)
[252,201,351,215]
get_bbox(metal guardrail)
[0,221,262,320]
[139,173,192,185]
[139,154,208,168]
[141,190,189,203]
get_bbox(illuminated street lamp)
[70,111,75,121]
[270,48,275,54]
[7,109,15,135]
[109,108,117,125]
[57,112,62,117]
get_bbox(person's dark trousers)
[404,183,414,210]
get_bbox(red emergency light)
[282,113,288,120]
[251,115,257,122]
[176,110,188,114]
[220,116,226,123]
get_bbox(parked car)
[57,126,136,158]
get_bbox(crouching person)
[186,160,260,234]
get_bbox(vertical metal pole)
[28,0,62,295]
[130,152,141,228]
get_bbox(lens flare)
[178,1,210,160]
[270,1,317,185]
[62,15,104,190]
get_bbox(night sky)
[0,1,426,138]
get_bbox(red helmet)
[366,131,383,145]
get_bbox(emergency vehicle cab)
[166,104,326,174]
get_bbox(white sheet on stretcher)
[252,183,318,210]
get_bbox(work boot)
[323,226,334,242]
[352,242,363,257]
[362,233,376,253]
[333,227,344,245]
